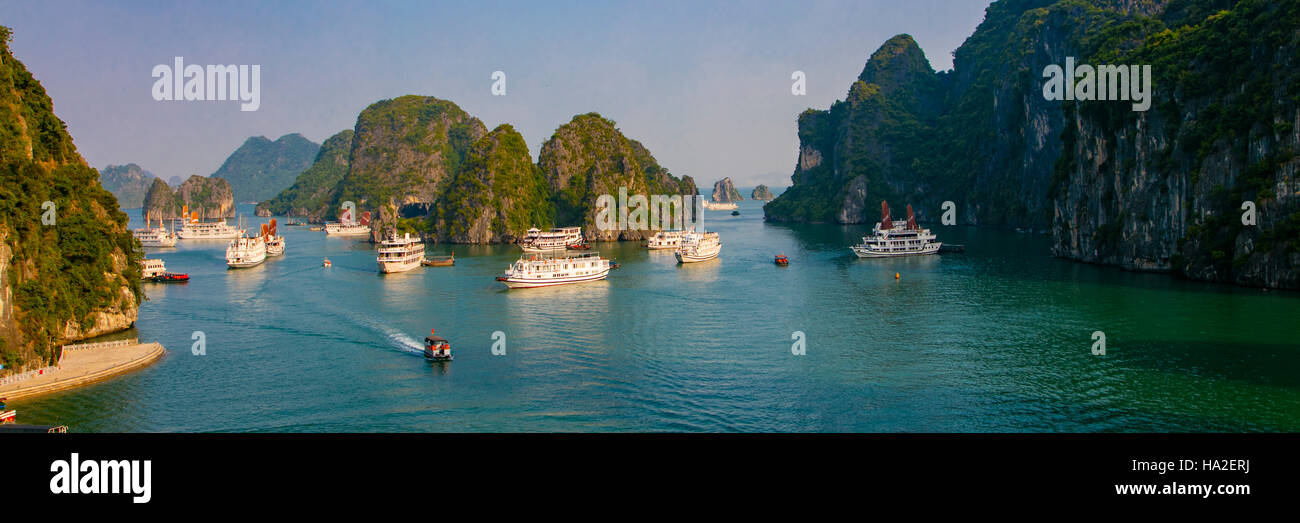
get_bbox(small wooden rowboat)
[421,252,455,267]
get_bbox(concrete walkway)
[0,342,166,400]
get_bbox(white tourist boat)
[325,207,371,236]
[132,210,176,247]
[519,226,584,253]
[175,205,242,240]
[646,229,691,250]
[674,230,721,263]
[141,258,167,278]
[850,202,941,258]
[225,232,267,268]
[262,219,285,256]
[497,252,610,288]
[376,229,425,273]
[701,200,738,211]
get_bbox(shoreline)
[0,342,166,401]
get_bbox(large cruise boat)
[519,226,583,253]
[376,229,425,273]
[132,211,177,247]
[701,200,738,211]
[850,202,941,258]
[176,206,241,240]
[225,232,267,268]
[675,230,721,263]
[324,208,371,236]
[646,229,690,250]
[262,219,285,257]
[496,252,611,288]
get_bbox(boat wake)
[350,314,425,357]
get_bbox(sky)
[1,0,992,188]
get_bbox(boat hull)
[499,269,610,288]
[378,259,422,273]
[675,247,720,263]
[227,255,266,268]
[850,243,941,258]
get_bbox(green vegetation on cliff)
[435,125,553,243]
[98,163,155,208]
[256,129,353,220]
[212,133,319,203]
[0,26,141,372]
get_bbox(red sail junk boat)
[849,200,941,258]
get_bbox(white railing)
[0,338,138,387]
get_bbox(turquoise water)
[14,202,1300,432]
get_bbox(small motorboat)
[609,261,621,270]
[774,254,789,266]
[146,272,190,283]
[731,211,740,216]
[568,243,591,250]
[423,329,452,361]
[322,258,332,268]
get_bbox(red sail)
[906,204,917,230]
[260,223,269,238]
[359,211,372,226]
[880,201,893,230]
[269,218,277,237]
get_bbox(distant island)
[751,184,774,201]
[258,97,697,243]
[711,177,742,203]
[98,163,155,208]
[212,133,319,203]
[763,0,1299,290]
[143,175,236,219]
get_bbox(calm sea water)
[14,201,1300,432]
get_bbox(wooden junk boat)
[423,329,452,361]
[421,251,455,267]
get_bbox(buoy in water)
[895,272,900,280]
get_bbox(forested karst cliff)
[142,175,235,220]
[0,26,142,374]
[98,163,154,208]
[212,133,319,203]
[255,129,353,220]
[765,0,1298,288]
[261,101,696,243]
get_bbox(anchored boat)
[646,229,690,250]
[519,226,583,253]
[262,219,285,256]
[140,258,189,282]
[497,252,611,288]
[850,202,941,258]
[377,229,425,273]
[132,210,177,247]
[176,205,242,240]
[325,207,371,236]
[675,230,721,263]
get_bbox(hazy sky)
[2,0,992,188]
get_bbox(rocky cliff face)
[763,0,1298,288]
[751,184,775,201]
[143,175,235,219]
[0,26,141,374]
[538,113,696,241]
[212,133,319,203]
[256,129,353,221]
[1052,0,1300,288]
[711,177,743,202]
[98,163,154,208]
[434,125,552,243]
[337,96,486,223]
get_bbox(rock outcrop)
[256,130,353,221]
[0,25,141,374]
[98,163,155,208]
[538,113,697,241]
[711,177,743,203]
[142,176,236,219]
[434,125,552,243]
[751,184,775,201]
[763,0,1299,288]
